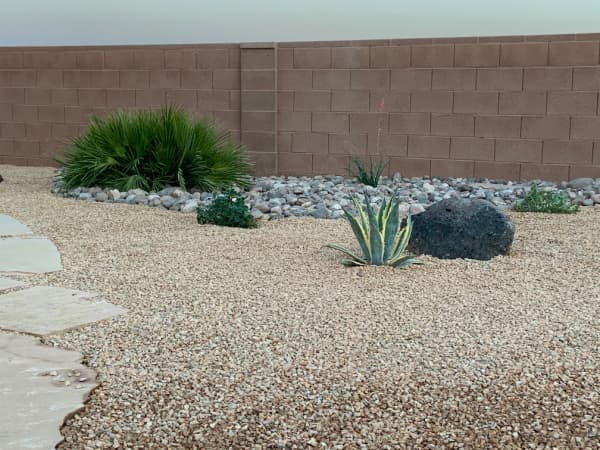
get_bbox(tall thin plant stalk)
[349,98,389,187]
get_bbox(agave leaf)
[324,244,368,265]
[377,197,387,232]
[382,194,394,222]
[391,215,413,260]
[389,254,420,268]
[364,193,384,265]
[348,197,371,260]
[383,195,401,261]
[350,196,370,240]
[341,259,366,267]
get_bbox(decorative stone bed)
[52,170,600,220]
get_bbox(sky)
[2,0,599,46]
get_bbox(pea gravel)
[1,165,599,449]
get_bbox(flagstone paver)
[0,214,33,235]
[0,286,126,336]
[0,237,62,273]
[0,332,98,450]
[0,214,126,449]
[0,277,25,291]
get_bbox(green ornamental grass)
[58,107,252,192]
[513,185,579,214]
[349,157,389,188]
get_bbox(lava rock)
[408,198,515,261]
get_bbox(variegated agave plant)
[326,193,421,268]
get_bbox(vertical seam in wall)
[541,138,545,164]
[520,116,524,139]
[428,112,432,135]
[493,137,497,161]
[521,68,524,91]
[274,44,279,176]
[496,92,500,114]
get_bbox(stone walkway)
[0,216,126,449]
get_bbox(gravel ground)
[1,165,599,449]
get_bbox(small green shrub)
[349,157,388,188]
[326,192,420,268]
[197,189,257,228]
[58,107,252,192]
[513,185,579,214]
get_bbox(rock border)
[52,171,600,220]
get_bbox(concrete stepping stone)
[0,237,62,273]
[0,214,32,236]
[0,332,98,450]
[0,277,25,291]
[0,286,126,336]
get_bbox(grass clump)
[59,107,252,192]
[349,157,388,188]
[197,189,257,228]
[326,192,420,268]
[513,185,579,214]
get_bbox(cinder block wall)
[2,34,600,181]
[0,44,242,167]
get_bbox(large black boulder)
[0,173,3,183]
[408,198,515,260]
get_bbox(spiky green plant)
[326,193,421,268]
[349,157,389,188]
[58,107,252,192]
[513,185,578,214]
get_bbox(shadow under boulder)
[408,198,515,261]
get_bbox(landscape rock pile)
[52,171,600,220]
